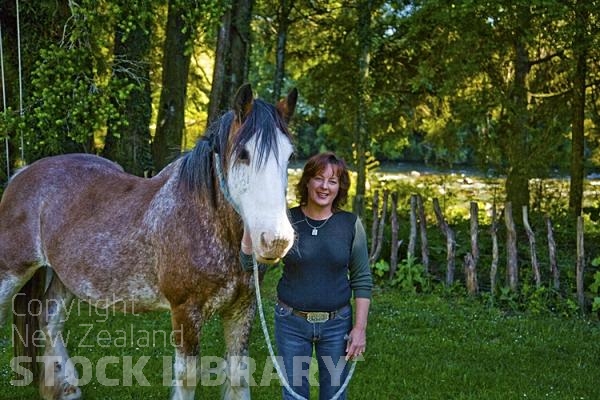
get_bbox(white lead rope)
[252,257,356,400]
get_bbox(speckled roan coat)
[0,84,297,400]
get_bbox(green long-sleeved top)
[241,206,372,312]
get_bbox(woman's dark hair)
[296,152,351,211]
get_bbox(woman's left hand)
[345,326,366,360]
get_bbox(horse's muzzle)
[256,233,292,264]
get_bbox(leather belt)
[277,299,350,323]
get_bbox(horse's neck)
[176,174,242,240]
[203,183,243,242]
[152,159,242,243]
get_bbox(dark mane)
[177,99,292,206]
[233,99,292,168]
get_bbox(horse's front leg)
[170,305,202,400]
[221,298,257,400]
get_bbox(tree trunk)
[207,0,253,126]
[272,0,292,102]
[207,10,231,127]
[352,0,372,220]
[504,5,531,224]
[103,3,153,176]
[229,0,253,97]
[152,0,193,170]
[569,0,588,217]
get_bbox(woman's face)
[306,164,339,210]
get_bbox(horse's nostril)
[260,232,290,255]
[260,232,270,248]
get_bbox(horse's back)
[1,154,132,227]
[0,154,165,294]
[4,153,124,199]
[12,152,124,182]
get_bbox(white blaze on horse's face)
[227,130,295,264]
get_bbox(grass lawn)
[1,269,599,399]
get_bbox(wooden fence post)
[470,201,480,265]
[416,194,430,274]
[576,216,585,311]
[363,190,589,306]
[464,253,479,294]
[408,194,417,258]
[505,202,518,291]
[369,189,389,265]
[522,206,541,288]
[465,202,479,295]
[546,216,559,290]
[389,192,400,280]
[433,198,455,286]
[369,190,380,260]
[490,203,499,294]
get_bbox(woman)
[241,152,373,399]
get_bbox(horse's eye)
[239,149,250,164]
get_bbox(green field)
[1,268,599,399]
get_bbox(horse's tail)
[13,267,46,383]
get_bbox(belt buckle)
[306,312,329,323]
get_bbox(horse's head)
[224,84,297,264]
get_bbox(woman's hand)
[346,298,369,360]
[345,326,366,360]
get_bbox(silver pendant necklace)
[304,214,332,236]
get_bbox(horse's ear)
[234,83,254,122]
[277,88,298,124]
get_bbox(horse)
[0,83,297,400]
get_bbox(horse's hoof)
[58,383,82,400]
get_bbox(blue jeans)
[274,301,352,400]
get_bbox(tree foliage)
[1,0,599,216]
